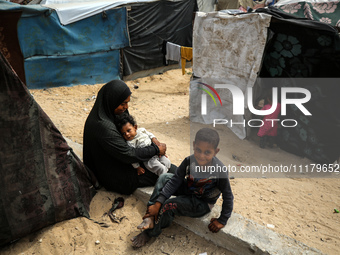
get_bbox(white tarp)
[41,0,158,25]
[190,12,271,139]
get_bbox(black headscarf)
[90,80,132,122]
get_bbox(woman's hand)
[157,143,167,156]
[151,137,161,146]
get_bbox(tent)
[122,0,196,76]
[190,7,340,164]
[0,1,130,88]
[0,50,97,246]
[0,0,197,88]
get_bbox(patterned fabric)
[258,7,340,163]
[0,52,96,246]
[276,0,340,29]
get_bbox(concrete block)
[134,187,324,255]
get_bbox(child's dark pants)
[144,173,211,237]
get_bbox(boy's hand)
[137,167,145,175]
[143,202,162,221]
[208,218,225,233]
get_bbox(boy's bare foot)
[137,216,154,230]
[131,231,151,248]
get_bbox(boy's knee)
[158,173,174,183]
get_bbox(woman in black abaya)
[83,80,167,194]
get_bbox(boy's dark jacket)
[156,155,234,225]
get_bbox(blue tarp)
[0,2,129,88]
[17,9,129,58]
[24,50,121,88]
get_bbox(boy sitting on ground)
[131,127,234,248]
[115,113,171,176]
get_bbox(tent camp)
[190,7,340,164]
[0,0,197,88]
[0,50,97,246]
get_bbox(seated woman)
[83,80,168,195]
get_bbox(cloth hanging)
[165,42,181,65]
[181,46,193,75]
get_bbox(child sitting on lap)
[115,113,171,176]
[131,127,234,248]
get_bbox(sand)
[1,68,339,255]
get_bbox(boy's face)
[193,140,219,166]
[121,122,137,141]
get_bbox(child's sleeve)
[217,178,234,225]
[132,162,140,168]
[142,128,156,140]
[156,157,188,204]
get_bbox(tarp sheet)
[0,51,96,246]
[275,0,340,29]
[24,50,121,88]
[122,0,196,76]
[42,0,158,25]
[17,8,129,58]
[190,12,272,139]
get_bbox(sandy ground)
[1,68,339,255]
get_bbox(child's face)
[121,122,137,141]
[193,141,219,166]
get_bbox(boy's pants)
[144,173,211,237]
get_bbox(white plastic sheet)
[190,12,271,139]
[42,0,158,25]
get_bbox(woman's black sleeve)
[134,142,160,161]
